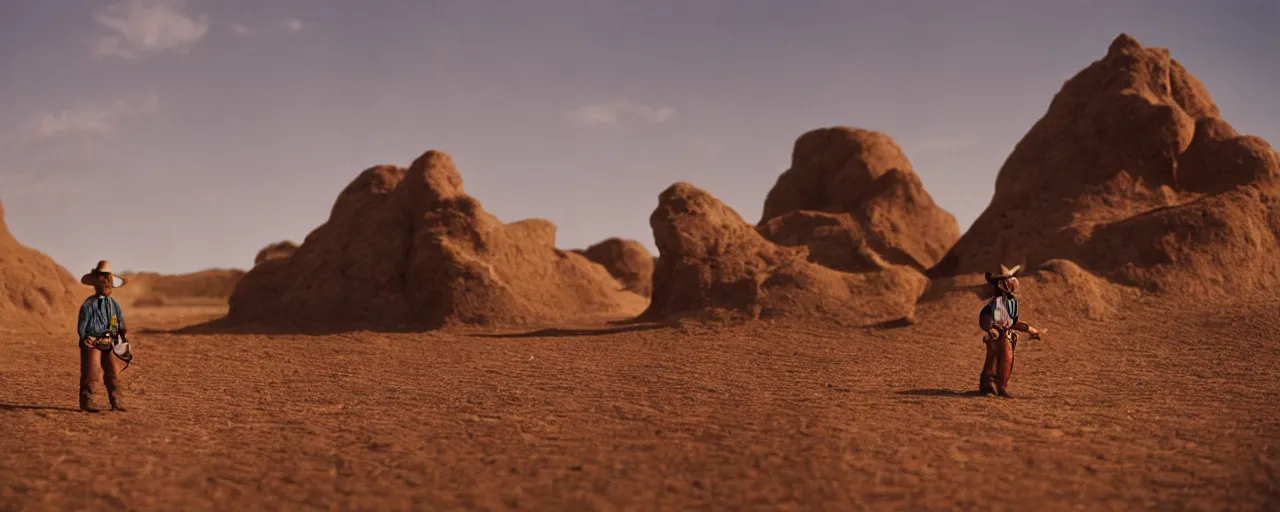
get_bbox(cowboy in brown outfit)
[77,260,131,412]
[977,264,1046,398]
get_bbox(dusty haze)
[1,1,1276,275]
[0,2,1278,510]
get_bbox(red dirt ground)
[1,292,1276,510]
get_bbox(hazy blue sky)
[1,0,1277,274]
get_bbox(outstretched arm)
[1013,321,1044,339]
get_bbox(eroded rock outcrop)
[759,127,960,272]
[0,200,82,333]
[227,151,641,330]
[930,34,1280,296]
[254,241,297,266]
[641,182,928,325]
[575,238,655,297]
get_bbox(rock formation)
[574,238,655,297]
[921,259,1139,323]
[0,200,82,333]
[226,150,640,331]
[929,34,1280,296]
[254,241,297,266]
[115,268,246,307]
[758,127,960,272]
[641,182,929,325]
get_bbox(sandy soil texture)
[1,296,1276,511]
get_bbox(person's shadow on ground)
[0,403,80,413]
[896,389,986,398]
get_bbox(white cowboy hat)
[994,264,1021,278]
[79,260,128,288]
[984,264,1021,284]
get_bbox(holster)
[81,334,117,351]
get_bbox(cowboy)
[77,260,131,412]
[977,264,1045,398]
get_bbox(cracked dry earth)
[1,296,1277,511]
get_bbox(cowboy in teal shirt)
[978,264,1045,398]
[76,260,130,413]
[78,292,127,342]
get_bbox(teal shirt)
[77,295,126,340]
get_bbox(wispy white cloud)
[0,95,159,187]
[229,18,314,39]
[282,18,314,33]
[92,0,209,60]
[26,95,158,145]
[565,101,677,128]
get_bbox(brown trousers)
[80,344,122,401]
[979,330,1016,396]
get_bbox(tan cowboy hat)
[994,264,1021,278]
[984,264,1021,284]
[80,260,128,287]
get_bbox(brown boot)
[979,369,996,395]
[979,335,998,395]
[80,348,103,412]
[108,391,126,412]
[101,349,126,411]
[994,335,1015,398]
[79,391,102,413]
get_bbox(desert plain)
[1,34,1278,511]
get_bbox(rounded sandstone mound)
[758,211,895,274]
[0,200,82,334]
[574,238,655,297]
[254,241,297,266]
[114,268,246,307]
[930,34,1280,296]
[640,182,929,326]
[758,127,960,272]
[920,259,1140,324]
[226,150,641,331]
